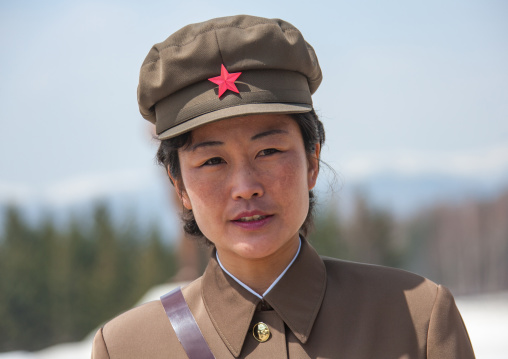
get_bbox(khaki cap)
[138,15,322,139]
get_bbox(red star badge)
[208,64,242,98]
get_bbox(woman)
[91,15,475,358]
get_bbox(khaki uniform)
[91,239,475,358]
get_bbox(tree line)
[309,190,508,296]
[0,204,177,352]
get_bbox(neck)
[217,237,300,295]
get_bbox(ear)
[307,143,320,191]
[167,168,192,210]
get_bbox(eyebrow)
[250,129,288,141]
[189,129,289,151]
[189,140,224,151]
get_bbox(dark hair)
[156,109,325,245]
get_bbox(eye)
[258,148,280,157]
[201,157,225,166]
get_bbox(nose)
[229,162,264,200]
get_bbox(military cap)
[138,15,322,139]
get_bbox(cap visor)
[158,103,312,140]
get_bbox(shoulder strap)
[160,287,216,359]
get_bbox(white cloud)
[336,144,508,181]
[0,168,158,208]
[43,169,155,206]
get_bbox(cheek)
[181,171,225,231]
[184,175,215,209]
[267,155,310,204]
[286,154,309,187]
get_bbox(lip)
[232,210,270,221]
[231,210,273,230]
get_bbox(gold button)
[252,322,271,342]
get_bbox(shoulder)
[320,256,442,323]
[314,259,474,357]
[92,286,204,359]
[101,300,175,354]
[91,300,175,358]
[92,279,207,358]
[102,300,168,338]
[321,256,438,296]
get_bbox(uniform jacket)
[91,238,475,358]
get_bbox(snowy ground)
[455,291,508,359]
[1,285,506,359]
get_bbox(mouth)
[231,212,273,230]
[232,210,273,224]
[236,214,268,222]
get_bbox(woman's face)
[175,114,319,264]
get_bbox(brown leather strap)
[160,287,215,359]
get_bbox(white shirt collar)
[216,237,302,299]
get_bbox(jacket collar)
[201,238,327,357]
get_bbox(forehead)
[188,114,300,144]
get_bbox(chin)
[231,236,293,260]
[231,241,274,258]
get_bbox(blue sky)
[0,0,507,207]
